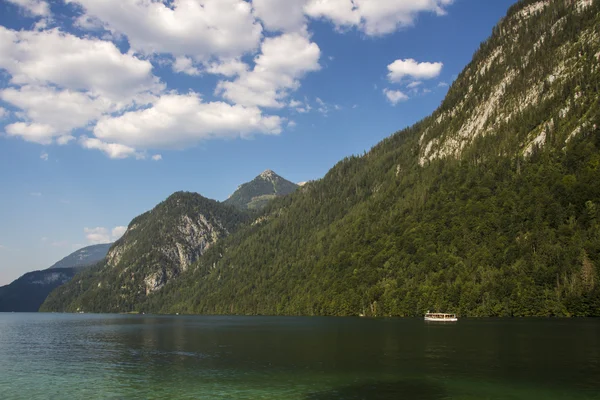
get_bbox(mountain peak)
[224,170,298,210]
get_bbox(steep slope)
[48,243,111,270]
[46,0,600,317]
[0,268,77,312]
[41,192,249,312]
[224,170,299,210]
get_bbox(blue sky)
[0,0,516,285]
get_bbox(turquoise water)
[0,314,598,399]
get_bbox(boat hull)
[424,316,458,322]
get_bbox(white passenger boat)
[424,312,457,322]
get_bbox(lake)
[0,314,598,399]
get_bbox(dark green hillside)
[143,0,600,317]
[224,170,298,210]
[44,0,600,316]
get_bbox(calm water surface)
[0,314,598,399]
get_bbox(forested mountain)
[42,192,249,312]
[224,170,299,210]
[48,243,112,270]
[43,0,600,316]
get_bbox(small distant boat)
[424,312,457,322]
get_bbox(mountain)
[224,170,299,210]
[0,269,77,312]
[0,243,112,312]
[43,0,600,317]
[42,192,250,312]
[48,243,112,270]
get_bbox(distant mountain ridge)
[48,243,112,270]
[224,170,299,210]
[0,243,111,312]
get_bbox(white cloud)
[151,154,162,161]
[287,120,297,128]
[387,58,443,82]
[84,226,126,245]
[80,137,142,160]
[67,0,262,61]
[5,0,50,17]
[407,81,422,88]
[173,57,201,76]
[0,27,162,101]
[205,59,248,78]
[6,122,59,145]
[289,98,312,113]
[315,97,341,115]
[217,32,321,108]
[1,85,116,144]
[0,107,8,120]
[111,226,127,240]
[305,0,454,36]
[91,93,282,152]
[438,81,449,87]
[253,0,307,32]
[40,151,48,161]
[84,227,110,245]
[0,27,163,146]
[383,88,408,105]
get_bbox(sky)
[0,0,517,285]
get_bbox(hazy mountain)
[44,0,600,316]
[224,170,299,210]
[0,243,112,312]
[0,269,77,312]
[48,243,112,270]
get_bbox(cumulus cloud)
[5,0,50,17]
[0,27,162,145]
[40,151,48,161]
[305,0,454,36]
[205,59,248,78]
[151,154,162,161]
[387,58,443,82]
[91,93,282,151]
[172,57,201,76]
[1,85,117,144]
[216,32,321,108]
[0,27,162,101]
[80,137,142,160]
[111,226,127,240]
[253,0,307,32]
[383,88,408,105]
[84,226,126,245]
[67,0,262,61]
[0,107,8,120]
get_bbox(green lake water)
[0,314,598,399]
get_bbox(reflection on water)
[0,314,599,399]
[306,379,447,400]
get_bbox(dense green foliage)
[224,170,299,210]
[44,0,600,317]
